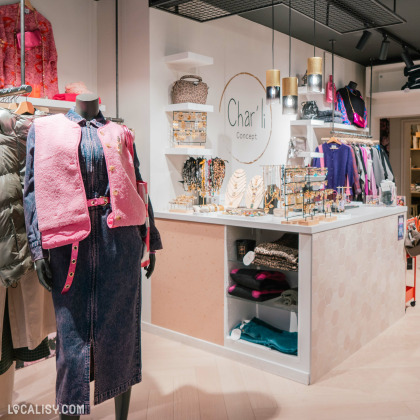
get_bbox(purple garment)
[313,143,354,191]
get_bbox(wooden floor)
[4,305,420,420]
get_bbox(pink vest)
[34,114,146,249]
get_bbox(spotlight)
[401,47,414,68]
[356,31,372,51]
[379,35,390,61]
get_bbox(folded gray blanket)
[277,289,298,306]
[321,116,343,123]
[317,110,342,118]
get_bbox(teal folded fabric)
[232,317,297,355]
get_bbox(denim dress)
[23,109,162,414]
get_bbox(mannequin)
[30,95,159,420]
[348,81,357,91]
[336,81,367,127]
[35,94,157,289]
[75,93,100,120]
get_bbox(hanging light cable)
[307,0,323,92]
[282,0,298,114]
[266,0,280,104]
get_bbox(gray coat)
[0,109,34,287]
[0,108,56,356]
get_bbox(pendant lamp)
[307,0,323,93]
[266,0,280,104]
[282,0,298,115]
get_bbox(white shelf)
[164,52,213,68]
[16,97,106,112]
[227,295,298,313]
[296,151,324,158]
[290,119,369,132]
[164,147,213,156]
[371,89,420,100]
[165,103,214,113]
[298,86,325,95]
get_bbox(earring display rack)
[280,166,336,225]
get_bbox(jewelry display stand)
[244,175,264,209]
[225,169,246,208]
[280,166,337,225]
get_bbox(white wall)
[149,9,366,211]
[0,0,99,94]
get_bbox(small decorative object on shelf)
[235,239,256,261]
[172,111,207,148]
[379,180,397,206]
[334,187,348,212]
[244,175,264,210]
[192,204,224,213]
[225,169,247,209]
[171,75,209,104]
[280,166,336,225]
[262,165,281,214]
[169,195,196,214]
[300,100,319,119]
[366,195,381,206]
[222,208,266,217]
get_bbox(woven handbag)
[171,75,208,104]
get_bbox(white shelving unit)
[296,151,324,159]
[16,97,106,112]
[164,52,213,69]
[164,103,214,113]
[366,60,420,98]
[371,89,420,100]
[289,119,368,165]
[164,147,213,156]
[224,225,309,382]
[290,119,368,132]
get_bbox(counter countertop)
[155,205,407,234]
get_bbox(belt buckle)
[101,197,109,206]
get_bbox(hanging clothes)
[0,107,56,373]
[371,146,385,188]
[0,3,58,98]
[378,144,394,182]
[23,109,162,414]
[313,142,354,192]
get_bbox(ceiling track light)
[356,30,372,51]
[379,34,390,61]
[401,46,414,69]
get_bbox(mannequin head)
[348,81,358,90]
[75,93,100,121]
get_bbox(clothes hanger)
[327,136,341,145]
[15,99,35,115]
[24,0,35,11]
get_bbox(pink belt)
[61,196,109,295]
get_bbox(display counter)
[146,205,407,384]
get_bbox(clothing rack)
[321,136,379,145]
[0,85,32,100]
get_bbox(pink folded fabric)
[52,93,102,103]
